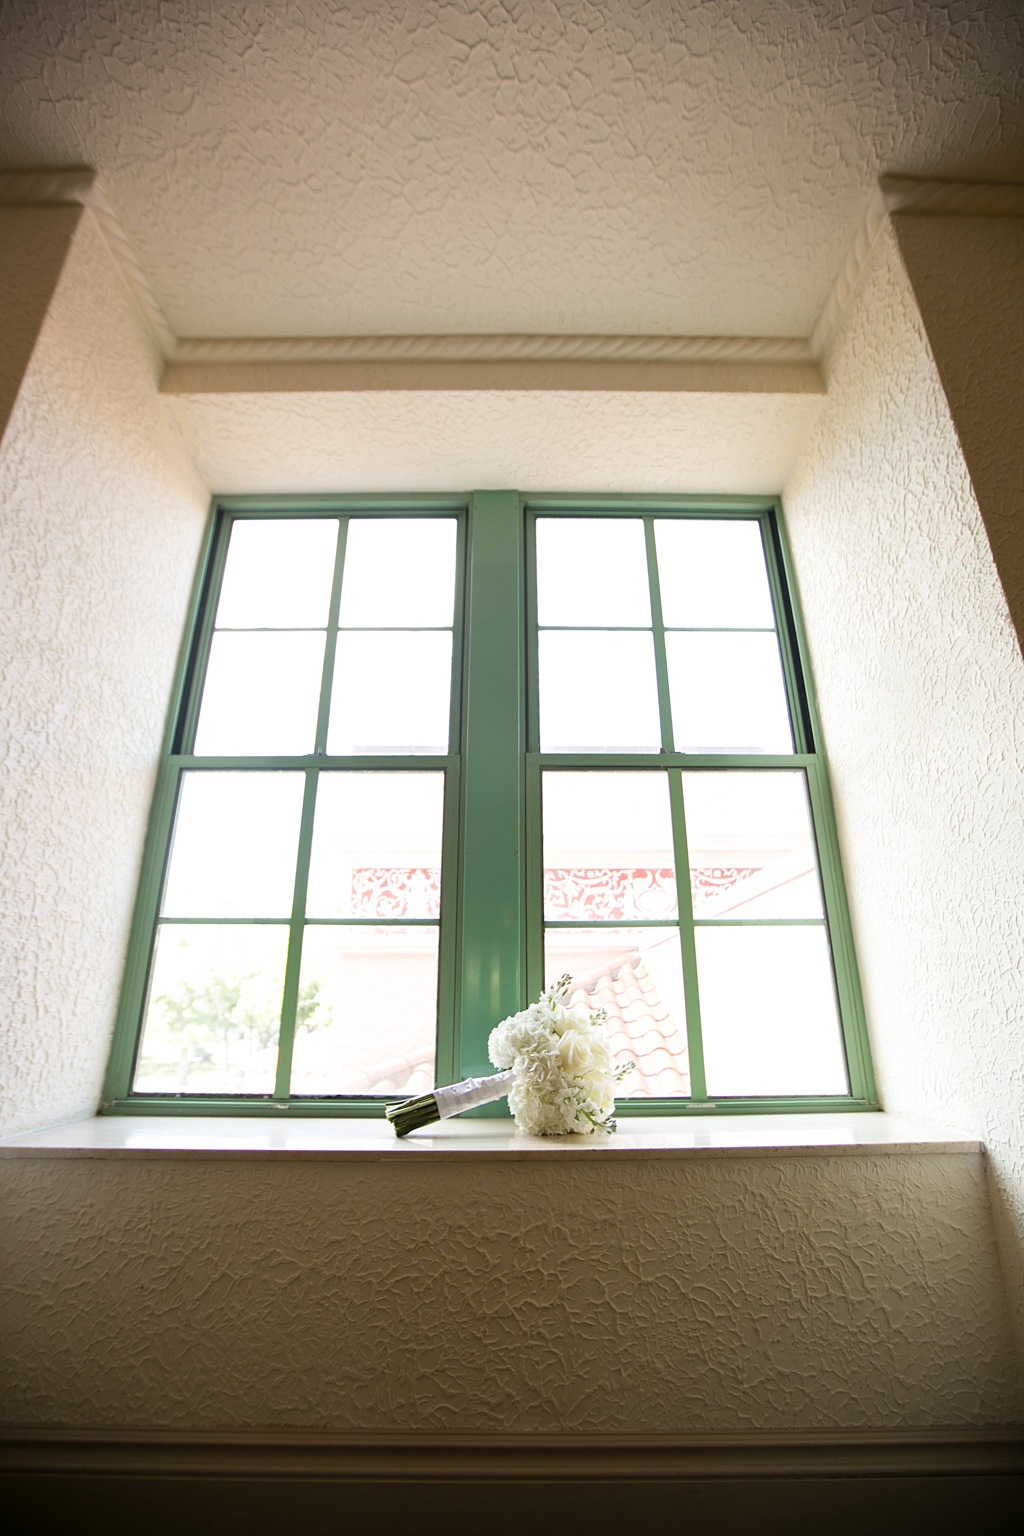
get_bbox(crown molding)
[168,332,814,366]
[3,170,1022,385]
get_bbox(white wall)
[783,219,1024,1346]
[0,210,209,1136]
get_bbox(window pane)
[328,632,452,754]
[306,772,444,919]
[290,925,438,1096]
[339,519,457,628]
[655,519,775,628]
[215,518,339,630]
[133,924,286,1095]
[539,631,661,753]
[162,772,304,918]
[194,631,325,755]
[666,631,793,753]
[544,927,688,1098]
[542,771,676,920]
[697,926,847,1097]
[536,518,651,627]
[683,771,823,919]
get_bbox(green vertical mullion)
[644,517,675,753]
[668,769,707,1102]
[456,490,525,1079]
[313,519,348,753]
[805,761,876,1103]
[273,767,320,1099]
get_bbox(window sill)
[0,1111,980,1162]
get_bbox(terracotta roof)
[349,939,691,1101]
[568,950,690,1098]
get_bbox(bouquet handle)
[386,1069,514,1137]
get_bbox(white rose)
[556,1030,596,1075]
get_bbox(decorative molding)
[1,1425,1022,1480]
[811,176,1024,360]
[0,168,177,356]
[4,169,1022,385]
[168,332,814,366]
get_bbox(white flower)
[487,974,632,1137]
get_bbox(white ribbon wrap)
[432,1070,514,1120]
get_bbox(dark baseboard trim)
[2,1426,1022,1481]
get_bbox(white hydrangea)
[487,974,631,1136]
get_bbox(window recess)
[103,493,875,1117]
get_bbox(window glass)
[306,773,444,919]
[539,631,661,752]
[697,926,847,1097]
[543,771,676,921]
[339,518,456,628]
[162,772,304,918]
[682,771,823,920]
[536,518,651,627]
[666,631,793,754]
[194,632,326,756]
[328,631,453,754]
[290,926,439,1097]
[216,518,338,629]
[134,925,288,1095]
[655,519,774,628]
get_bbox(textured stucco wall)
[893,212,1024,658]
[783,221,1024,1346]
[0,212,208,1136]
[1,1150,1021,1432]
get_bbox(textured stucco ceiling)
[1,0,1022,341]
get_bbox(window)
[104,493,875,1116]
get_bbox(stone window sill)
[0,1111,980,1162]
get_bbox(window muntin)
[107,495,874,1116]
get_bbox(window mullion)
[455,490,525,1078]
[272,767,319,1100]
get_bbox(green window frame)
[103,491,876,1117]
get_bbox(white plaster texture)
[1,1149,1020,1433]
[782,222,1024,1347]
[1,1,1021,340]
[0,213,209,1136]
[893,212,1024,657]
[161,387,823,494]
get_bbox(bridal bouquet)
[385,974,634,1137]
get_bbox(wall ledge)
[0,1111,980,1162]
